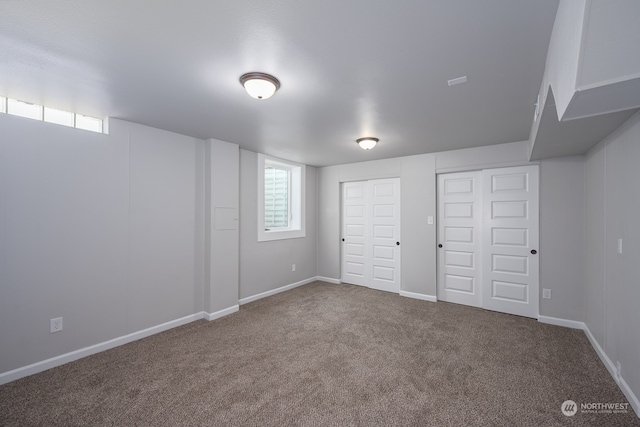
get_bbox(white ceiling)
[0,1,559,167]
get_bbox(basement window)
[257,154,305,242]
[75,114,103,133]
[0,96,104,134]
[8,99,43,120]
[44,107,75,127]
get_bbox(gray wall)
[239,149,318,299]
[5,104,632,401]
[317,141,586,317]
[539,156,585,320]
[579,0,640,90]
[584,112,640,404]
[317,154,436,296]
[584,142,606,344]
[0,115,204,373]
[205,139,240,313]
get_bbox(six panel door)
[341,178,401,293]
[437,171,483,307]
[369,179,401,293]
[482,165,539,318]
[342,181,368,287]
[437,165,540,318]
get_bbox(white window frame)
[0,96,105,133]
[258,153,306,242]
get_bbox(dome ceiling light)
[239,72,281,100]
[356,137,379,150]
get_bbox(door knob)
[438,244,443,248]
[531,249,537,255]
[342,238,345,242]
[396,242,400,246]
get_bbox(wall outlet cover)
[50,317,63,333]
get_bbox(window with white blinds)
[257,154,306,242]
[264,166,290,229]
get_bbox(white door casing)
[437,171,483,307]
[482,165,539,318]
[341,178,401,293]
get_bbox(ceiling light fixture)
[447,75,468,86]
[356,137,379,150]
[239,72,280,100]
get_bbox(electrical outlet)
[542,289,551,300]
[50,317,63,333]
[292,264,296,272]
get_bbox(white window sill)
[258,228,306,242]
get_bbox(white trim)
[399,291,437,302]
[435,160,540,175]
[583,324,640,418]
[535,316,639,418]
[239,277,317,305]
[316,276,341,284]
[257,153,306,242]
[204,305,239,321]
[0,312,206,385]
[537,315,584,330]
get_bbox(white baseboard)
[204,305,239,321]
[582,324,640,418]
[537,315,585,330]
[316,276,341,284]
[0,312,206,386]
[399,291,438,302]
[536,315,639,418]
[239,277,318,305]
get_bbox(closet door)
[436,165,539,318]
[369,179,401,293]
[342,181,368,287]
[341,178,401,293]
[482,165,539,318]
[437,171,483,307]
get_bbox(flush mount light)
[356,137,379,150]
[447,75,468,86]
[239,72,280,100]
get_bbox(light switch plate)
[428,216,434,225]
[618,238,623,254]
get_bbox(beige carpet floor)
[0,281,638,426]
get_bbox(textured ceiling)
[0,1,559,166]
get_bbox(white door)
[482,165,539,318]
[341,178,401,293]
[369,179,401,293]
[342,181,368,287]
[437,171,483,307]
